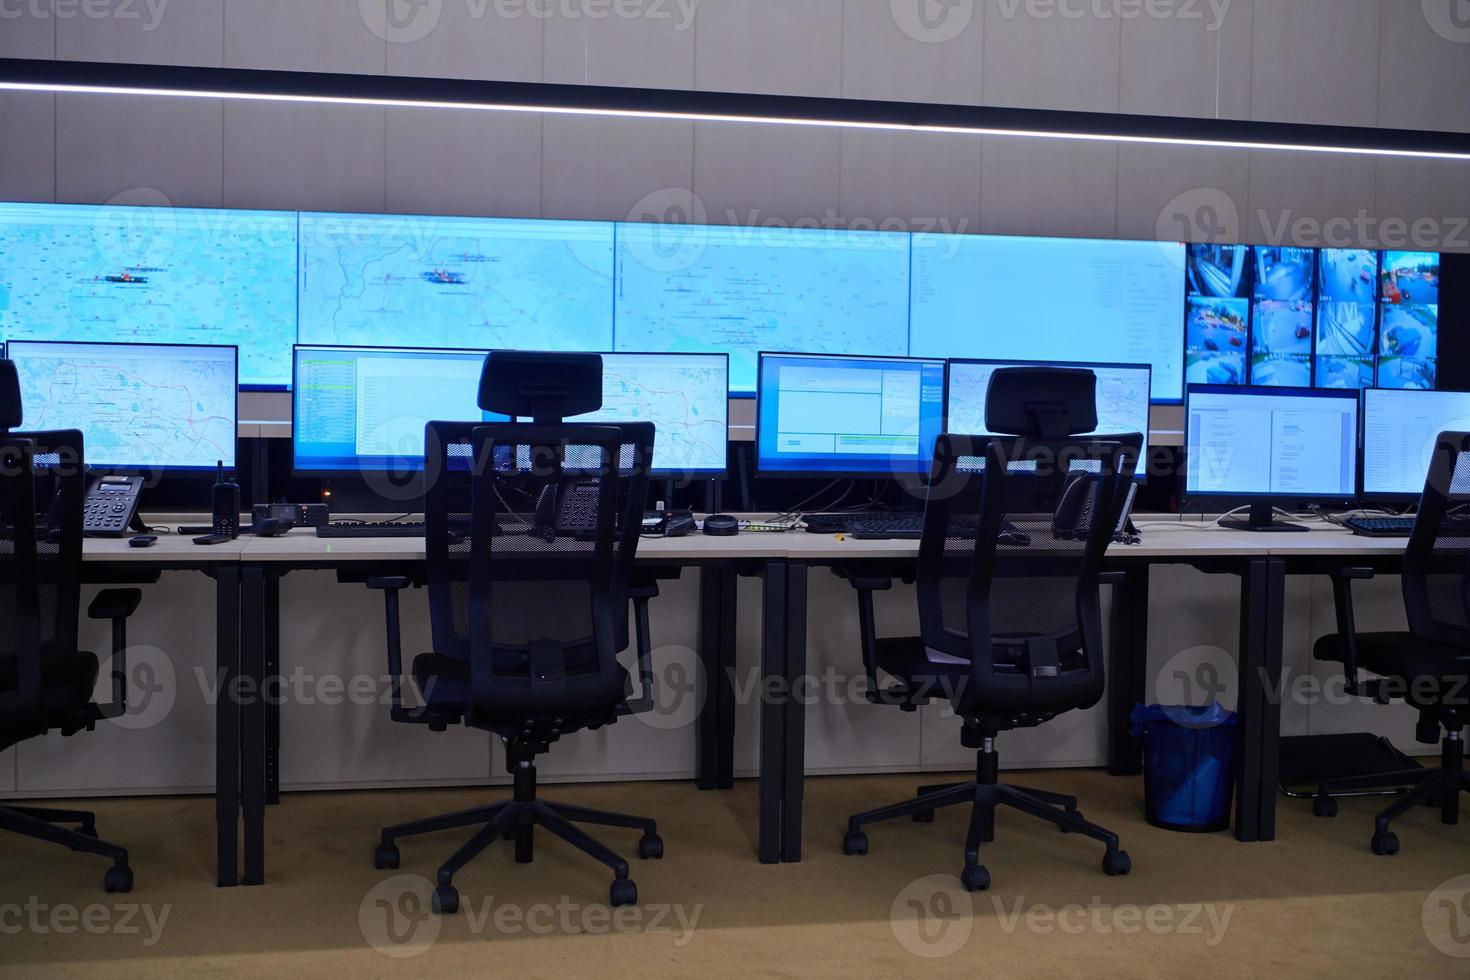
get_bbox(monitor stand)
[1218,501,1311,533]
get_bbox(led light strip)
[2,58,1468,163]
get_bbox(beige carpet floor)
[3,770,1468,978]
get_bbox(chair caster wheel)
[960,866,990,892]
[911,811,935,823]
[432,885,459,915]
[1370,831,1400,856]
[637,834,664,860]
[1103,850,1132,876]
[842,831,868,856]
[610,878,638,907]
[374,843,401,870]
[1312,796,1338,818]
[104,867,133,894]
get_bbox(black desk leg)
[240,565,266,885]
[1256,559,1286,841]
[715,567,737,790]
[1107,565,1150,776]
[781,562,809,863]
[757,561,787,865]
[214,565,240,887]
[1234,558,1271,843]
[696,567,724,791]
[264,571,281,806]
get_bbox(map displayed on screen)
[9,341,237,469]
[570,353,729,474]
[297,212,615,353]
[613,223,911,392]
[0,202,296,387]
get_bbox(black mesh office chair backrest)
[1404,431,1470,648]
[423,420,654,667]
[917,432,1133,713]
[0,436,45,732]
[464,423,629,719]
[0,427,84,677]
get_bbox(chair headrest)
[0,360,21,432]
[479,351,604,423]
[985,367,1098,440]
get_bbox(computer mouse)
[128,535,158,548]
[702,515,740,537]
[664,513,698,538]
[702,515,741,537]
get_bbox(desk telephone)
[83,475,146,538]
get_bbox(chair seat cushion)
[412,652,630,712]
[1314,632,1470,685]
[0,649,100,719]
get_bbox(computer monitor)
[566,352,730,477]
[946,359,1152,476]
[1185,384,1359,531]
[1361,387,1470,502]
[755,352,947,478]
[5,340,238,471]
[293,345,500,475]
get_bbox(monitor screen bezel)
[944,357,1154,481]
[1358,385,1470,504]
[1183,382,1361,509]
[754,350,948,480]
[5,338,240,473]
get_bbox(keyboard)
[843,514,924,539]
[1343,516,1415,538]
[317,521,427,539]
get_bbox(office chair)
[0,361,144,893]
[1312,430,1470,855]
[367,352,663,913]
[839,368,1139,891]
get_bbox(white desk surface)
[94,516,1410,565]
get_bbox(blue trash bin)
[1130,703,1238,833]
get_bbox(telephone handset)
[84,475,146,538]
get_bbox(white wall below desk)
[1,564,1424,800]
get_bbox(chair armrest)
[88,588,142,621]
[618,591,659,716]
[1326,567,1375,697]
[367,576,411,592]
[364,578,422,723]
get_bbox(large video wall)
[0,201,1442,398]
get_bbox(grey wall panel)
[838,129,982,235]
[1119,0,1254,119]
[0,93,57,203]
[544,6,695,88]
[1377,0,1470,134]
[222,102,387,214]
[16,576,221,795]
[276,574,492,788]
[57,0,224,66]
[983,2,1122,113]
[1115,143,1251,244]
[1373,157,1470,254]
[1,747,13,793]
[541,115,693,222]
[693,0,843,97]
[385,109,542,219]
[980,140,1119,239]
[0,2,55,58]
[693,124,841,227]
[1249,0,1381,127]
[56,94,224,207]
[1246,151,1377,247]
[223,0,386,74]
[839,0,984,104]
[384,0,543,81]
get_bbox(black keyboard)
[843,514,925,539]
[1343,516,1415,538]
[317,521,426,539]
